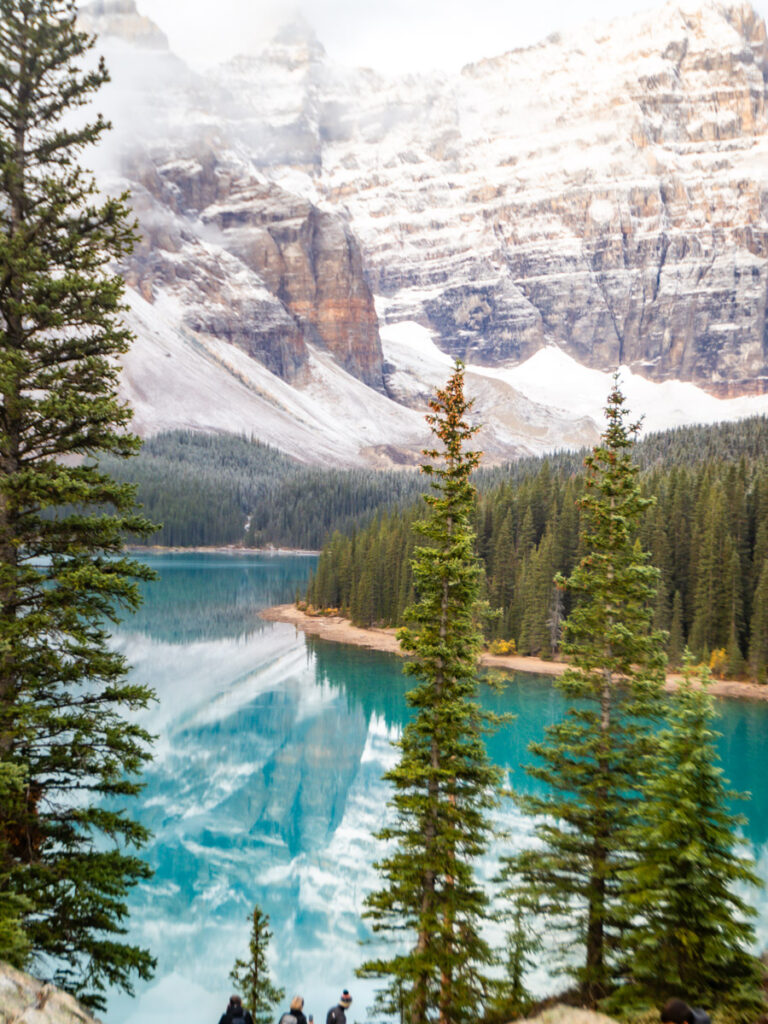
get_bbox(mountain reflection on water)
[108,554,768,1024]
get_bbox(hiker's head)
[661,999,694,1024]
[230,995,243,1009]
[291,996,305,1011]
[339,991,352,1009]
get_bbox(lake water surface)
[107,553,768,1024]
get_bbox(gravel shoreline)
[261,604,768,702]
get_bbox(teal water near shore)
[107,553,768,1024]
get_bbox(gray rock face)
[0,963,100,1024]
[199,176,384,390]
[199,0,768,394]
[119,141,384,390]
[84,0,768,461]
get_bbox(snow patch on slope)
[120,288,429,466]
[492,346,768,435]
[122,285,768,468]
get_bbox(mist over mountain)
[81,0,768,465]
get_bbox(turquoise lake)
[107,553,768,1024]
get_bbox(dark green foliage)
[748,560,768,682]
[485,905,539,1024]
[615,659,765,1020]
[668,590,684,669]
[230,905,285,1024]
[0,0,155,1009]
[358,364,501,1024]
[310,416,768,678]
[689,482,734,655]
[310,509,419,621]
[501,381,667,1006]
[102,429,430,549]
[0,763,30,967]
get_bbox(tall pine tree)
[616,659,764,1020]
[505,379,666,1006]
[0,0,155,1009]
[358,363,501,1024]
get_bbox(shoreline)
[128,545,319,556]
[261,604,768,703]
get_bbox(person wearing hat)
[326,989,352,1024]
[217,994,254,1024]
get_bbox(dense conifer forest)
[306,416,768,681]
[110,419,768,678]
[101,431,431,548]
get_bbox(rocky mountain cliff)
[78,0,768,463]
[307,1,768,397]
[206,0,768,395]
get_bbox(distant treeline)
[101,430,432,550]
[307,416,768,681]
[102,430,555,551]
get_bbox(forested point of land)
[306,415,768,681]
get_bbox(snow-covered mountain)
[80,0,768,465]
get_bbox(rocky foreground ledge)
[0,962,622,1024]
[520,1011,619,1024]
[0,963,100,1023]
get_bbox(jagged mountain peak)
[78,0,169,50]
[223,10,326,71]
[271,12,326,57]
[463,0,768,77]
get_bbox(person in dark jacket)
[218,994,254,1024]
[279,995,308,1024]
[326,989,352,1024]
[660,997,711,1024]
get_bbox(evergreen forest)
[306,415,768,680]
[101,430,430,549]
[106,417,768,679]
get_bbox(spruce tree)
[690,484,731,656]
[358,363,501,1024]
[486,903,539,1023]
[617,659,765,1019]
[667,590,685,669]
[649,505,672,634]
[504,379,666,1006]
[230,906,285,1024]
[0,763,30,967]
[748,559,768,682]
[0,0,155,1009]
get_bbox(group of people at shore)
[218,989,706,1024]
[218,988,353,1024]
